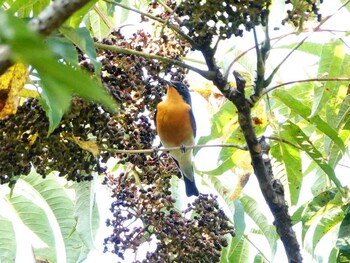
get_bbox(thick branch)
[232,71,302,263]
[0,0,92,75]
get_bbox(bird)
[155,80,199,197]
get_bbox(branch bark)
[198,42,302,262]
[0,0,92,75]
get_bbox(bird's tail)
[183,170,199,197]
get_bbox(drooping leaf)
[270,132,302,206]
[240,195,277,255]
[282,121,343,191]
[6,183,57,262]
[74,179,99,250]
[21,171,88,263]
[273,89,345,153]
[299,189,338,241]
[228,236,250,263]
[0,11,117,133]
[0,215,16,263]
[310,41,345,118]
[312,207,344,250]
[336,210,350,262]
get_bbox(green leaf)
[0,11,118,133]
[336,211,350,251]
[196,101,237,150]
[7,0,37,16]
[310,41,345,118]
[0,216,16,263]
[227,199,246,260]
[312,208,345,250]
[6,184,57,262]
[276,42,323,57]
[273,89,345,153]
[74,180,99,250]
[298,189,337,240]
[228,236,250,263]
[46,36,79,66]
[84,1,114,39]
[21,171,88,263]
[282,121,343,192]
[32,0,50,16]
[254,253,265,263]
[270,135,302,206]
[65,0,99,28]
[59,26,102,74]
[240,195,277,255]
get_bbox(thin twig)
[265,136,303,150]
[262,77,350,96]
[95,43,215,79]
[104,143,248,154]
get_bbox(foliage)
[0,0,350,262]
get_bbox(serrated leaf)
[0,215,16,263]
[273,89,345,153]
[282,121,343,191]
[240,195,277,255]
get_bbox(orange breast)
[156,100,194,147]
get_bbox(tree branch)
[231,72,302,263]
[94,43,215,80]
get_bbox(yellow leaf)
[0,63,27,119]
[72,135,100,156]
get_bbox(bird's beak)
[158,78,174,89]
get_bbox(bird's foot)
[180,144,186,153]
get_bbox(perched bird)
[155,81,199,197]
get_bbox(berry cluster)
[104,189,235,262]
[282,0,322,28]
[173,0,270,46]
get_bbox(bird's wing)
[189,108,196,138]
